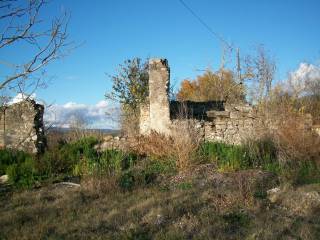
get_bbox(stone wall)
[169,102,264,144]
[203,104,264,144]
[139,58,317,144]
[0,100,46,153]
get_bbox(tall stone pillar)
[148,58,171,135]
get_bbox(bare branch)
[0,0,71,95]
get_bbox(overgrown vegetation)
[1,129,319,190]
[106,58,149,136]
[0,137,138,189]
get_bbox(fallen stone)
[0,175,8,184]
[54,182,80,188]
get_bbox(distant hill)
[47,127,120,135]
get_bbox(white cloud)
[9,93,36,104]
[289,63,320,95]
[44,100,120,129]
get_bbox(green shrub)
[73,149,138,177]
[39,137,100,178]
[119,171,135,190]
[6,157,37,188]
[0,149,38,188]
[199,140,279,172]
[99,150,128,175]
[135,158,176,186]
[199,142,245,171]
[242,137,278,170]
[0,149,33,175]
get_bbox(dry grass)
[1,169,319,240]
[275,117,320,164]
[132,121,201,171]
[257,90,320,183]
[80,175,119,196]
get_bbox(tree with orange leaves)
[177,70,245,103]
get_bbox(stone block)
[0,100,46,153]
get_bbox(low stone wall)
[204,104,263,144]
[0,100,46,153]
[170,103,264,144]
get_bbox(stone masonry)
[140,59,171,135]
[139,58,265,144]
[0,100,46,153]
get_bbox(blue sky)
[2,0,320,128]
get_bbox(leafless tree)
[0,0,70,103]
[244,45,276,103]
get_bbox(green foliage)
[0,149,33,175]
[1,135,318,190]
[0,137,142,189]
[73,149,138,177]
[106,58,149,111]
[140,159,175,185]
[40,137,100,177]
[253,189,268,199]
[199,142,245,171]
[0,137,101,188]
[6,157,37,188]
[145,159,176,175]
[0,149,37,188]
[242,138,278,169]
[199,140,279,172]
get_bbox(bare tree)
[0,0,70,102]
[244,45,276,103]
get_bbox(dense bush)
[0,149,38,188]
[6,157,37,188]
[0,149,33,175]
[38,137,100,177]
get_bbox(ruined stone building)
[139,59,273,144]
[0,100,46,153]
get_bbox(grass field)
[1,166,320,240]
